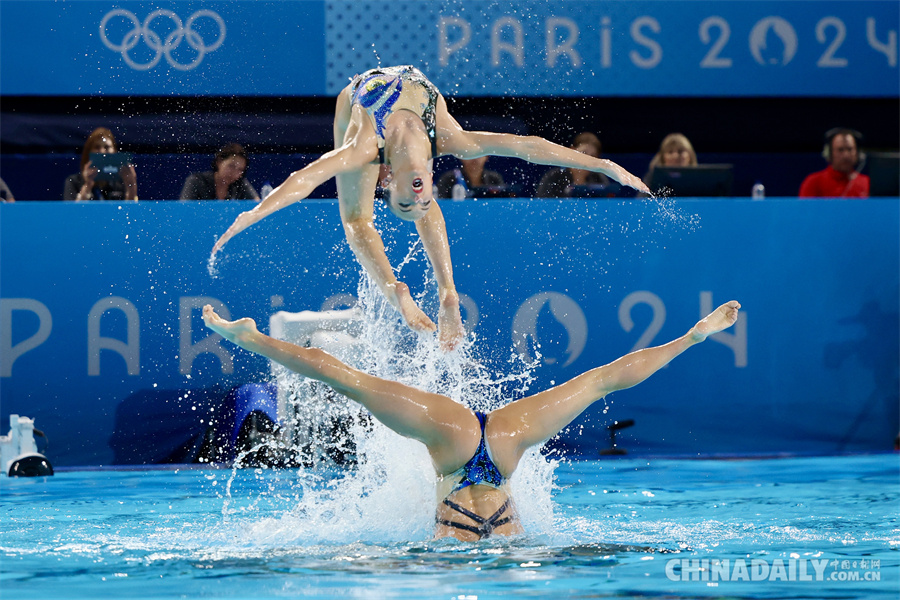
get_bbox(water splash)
[207,252,219,279]
[644,187,702,232]
[370,44,382,68]
[222,249,556,543]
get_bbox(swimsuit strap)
[442,498,490,524]
[438,498,512,539]
[436,519,485,537]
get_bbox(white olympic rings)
[99,9,226,71]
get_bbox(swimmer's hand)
[211,235,228,260]
[690,301,741,342]
[211,225,238,259]
[211,210,257,260]
[623,173,651,195]
[438,289,465,352]
[593,159,651,194]
[389,281,437,335]
[202,304,259,347]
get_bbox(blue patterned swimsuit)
[349,65,439,164]
[438,411,512,538]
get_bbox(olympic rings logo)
[99,9,226,71]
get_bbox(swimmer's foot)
[202,305,260,347]
[690,301,741,342]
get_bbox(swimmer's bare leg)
[202,305,477,473]
[486,301,741,475]
[333,84,353,148]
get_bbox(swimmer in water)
[211,66,651,352]
[202,299,740,541]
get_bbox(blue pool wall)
[1,199,897,466]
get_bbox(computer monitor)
[648,164,734,197]
[568,182,629,198]
[867,152,900,197]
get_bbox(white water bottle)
[751,182,765,200]
[451,169,467,201]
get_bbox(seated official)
[0,177,15,202]
[180,143,260,201]
[642,133,698,188]
[799,128,869,198]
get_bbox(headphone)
[822,127,865,163]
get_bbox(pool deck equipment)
[0,414,53,477]
[600,419,636,455]
[269,307,367,467]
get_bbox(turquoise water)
[1,454,896,599]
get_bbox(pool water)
[1,453,896,599]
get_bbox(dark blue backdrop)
[1,199,897,465]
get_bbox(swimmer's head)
[383,162,433,222]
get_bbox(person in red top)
[799,128,869,198]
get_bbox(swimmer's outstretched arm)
[436,98,649,194]
[451,131,649,194]
[487,301,741,475]
[335,161,439,337]
[201,305,477,473]
[210,141,377,260]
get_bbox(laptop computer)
[867,152,899,197]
